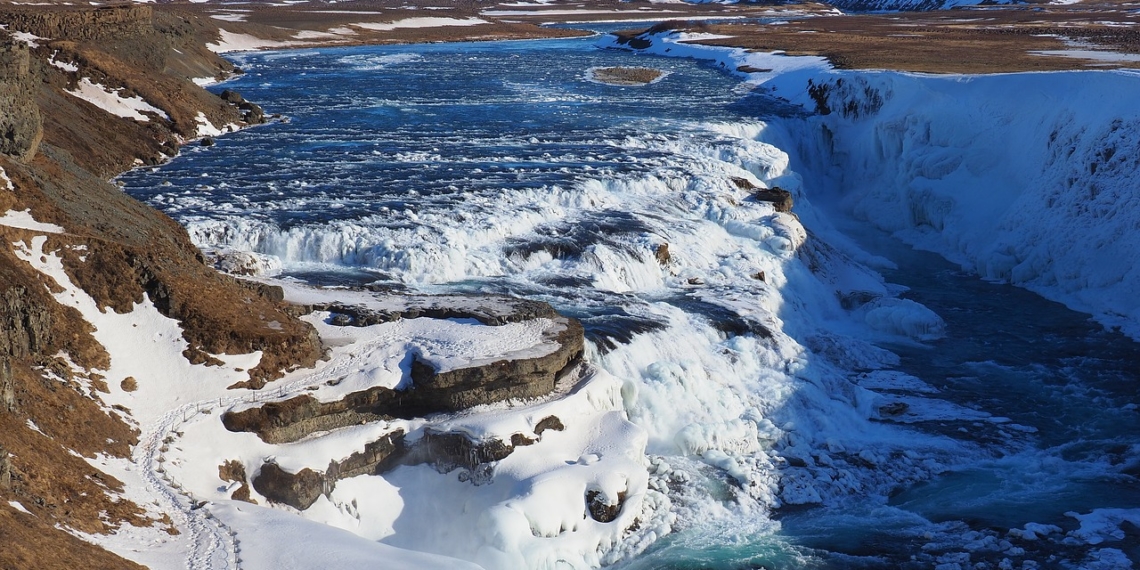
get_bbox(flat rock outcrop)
[250,416,566,510]
[224,310,583,443]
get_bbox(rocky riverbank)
[0,5,330,567]
[0,4,613,565]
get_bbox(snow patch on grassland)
[761,69,1140,339]
[0,210,63,233]
[208,30,296,53]
[0,167,13,191]
[65,78,169,122]
[353,17,488,31]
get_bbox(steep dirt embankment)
[0,5,321,568]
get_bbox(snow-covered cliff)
[766,69,1140,339]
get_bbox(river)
[119,33,1140,569]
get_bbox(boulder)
[753,187,794,213]
[252,463,325,511]
[219,89,245,104]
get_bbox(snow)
[293,27,356,40]
[1031,49,1140,63]
[0,209,64,233]
[10,220,651,568]
[8,501,30,514]
[193,111,229,137]
[65,78,169,122]
[597,30,830,88]
[207,502,484,569]
[49,51,79,72]
[25,419,46,436]
[0,167,14,191]
[1066,508,1140,545]
[10,30,42,48]
[616,30,1140,339]
[207,30,296,53]
[352,17,488,31]
[209,12,248,23]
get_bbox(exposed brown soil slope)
[0,4,321,567]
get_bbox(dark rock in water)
[839,290,881,310]
[239,101,264,124]
[219,89,245,104]
[252,462,326,511]
[586,488,626,523]
[753,186,794,213]
[200,136,215,147]
[879,402,910,417]
[655,243,671,266]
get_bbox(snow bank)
[209,502,483,570]
[0,167,14,191]
[0,209,63,233]
[65,78,169,122]
[353,17,487,31]
[763,69,1140,338]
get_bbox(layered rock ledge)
[223,300,585,444]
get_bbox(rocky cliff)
[0,5,321,568]
[0,37,41,161]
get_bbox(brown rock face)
[251,430,405,510]
[251,418,568,510]
[0,37,42,162]
[0,4,153,42]
[251,463,327,511]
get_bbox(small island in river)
[588,66,665,86]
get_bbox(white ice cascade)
[763,69,1140,339]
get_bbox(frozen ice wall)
[765,69,1140,338]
